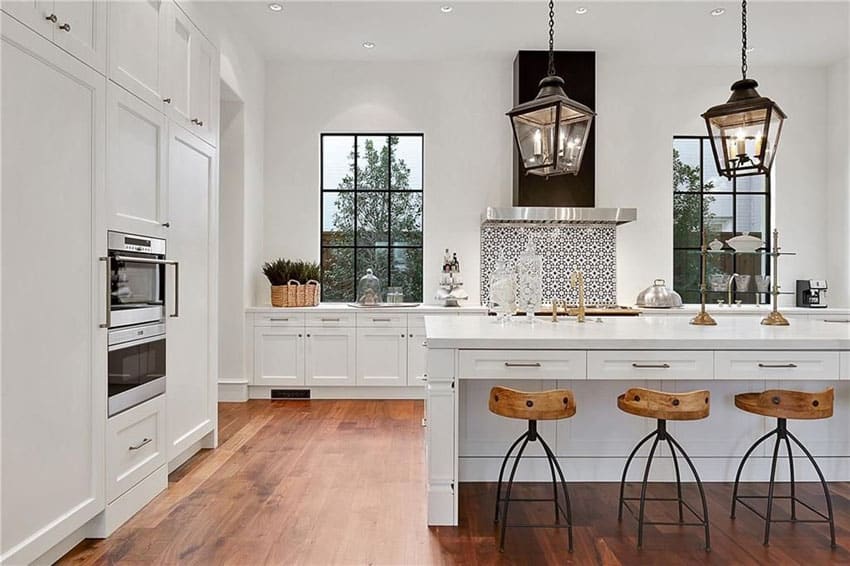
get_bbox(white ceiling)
[222,1,849,67]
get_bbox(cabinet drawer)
[356,312,407,327]
[106,395,166,503]
[458,350,586,380]
[587,350,713,380]
[715,351,840,380]
[306,311,356,327]
[254,312,306,327]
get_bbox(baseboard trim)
[218,379,249,402]
[248,385,425,400]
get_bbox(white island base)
[424,315,850,526]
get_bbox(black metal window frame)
[319,133,425,302]
[673,135,772,304]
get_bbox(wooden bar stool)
[731,388,836,547]
[617,388,711,551]
[489,386,576,553]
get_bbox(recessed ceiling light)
[710,7,725,16]
[362,41,375,49]
[268,3,283,12]
[440,5,453,13]
[575,7,588,15]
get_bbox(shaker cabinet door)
[356,328,408,387]
[1,15,107,564]
[305,328,356,386]
[253,327,305,386]
[107,0,168,111]
[107,82,168,236]
[1,0,55,40]
[165,124,217,459]
[162,0,192,128]
[407,327,428,386]
[188,30,218,146]
[52,0,107,72]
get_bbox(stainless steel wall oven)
[103,231,178,416]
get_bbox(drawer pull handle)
[269,318,289,322]
[824,319,850,323]
[631,363,671,369]
[321,318,341,322]
[758,363,798,368]
[373,318,392,322]
[504,362,542,368]
[129,438,152,451]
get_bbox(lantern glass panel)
[707,107,769,176]
[764,109,784,170]
[553,104,591,175]
[512,106,558,170]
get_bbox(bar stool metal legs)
[618,419,711,551]
[731,417,837,548]
[493,419,574,553]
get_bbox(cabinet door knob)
[191,118,204,126]
[58,23,71,32]
[161,222,170,227]
[163,97,172,104]
[45,13,58,22]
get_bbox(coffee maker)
[796,280,828,308]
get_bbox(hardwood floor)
[60,400,850,565]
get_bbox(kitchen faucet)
[570,272,586,323]
[728,273,739,306]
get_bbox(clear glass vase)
[489,257,516,322]
[516,239,542,321]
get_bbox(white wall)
[264,60,512,303]
[264,53,842,307]
[827,57,850,307]
[178,1,266,383]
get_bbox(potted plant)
[262,259,321,307]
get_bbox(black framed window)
[321,134,424,302]
[673,136,771,305]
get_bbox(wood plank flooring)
[60,400,850,565]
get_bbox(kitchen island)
[424,315,850,525]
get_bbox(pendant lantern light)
[507,0,595,177]
[702,0,786,179]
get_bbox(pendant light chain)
[741,0,748,79]
[547,0,556,76]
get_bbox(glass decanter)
[489,257,516,322]
[516,239,543,321]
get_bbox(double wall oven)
[103,231,178,417]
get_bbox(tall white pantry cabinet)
[0,1,220,564]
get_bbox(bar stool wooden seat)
[617,388,711,551]
[489,386,576,553]
[731,388,836,547]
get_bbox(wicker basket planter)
[270,279,320,308]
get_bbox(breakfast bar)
[424,315,850,526]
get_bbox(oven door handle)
[112,256,179,319]
[99,256,111,328]
[169,260,179,318]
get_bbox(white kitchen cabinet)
[253,327,305,386]
[166,124,217,460]
[2,0,107,72]
[107,0,168,111]
[357,327,408,386]
[306,327,356,386]
[162,0,193,128]
[407,326,428,386]
[106,395,166,503]
[188,30,219,146]
[107,82,168,236]
[1,13,107,564]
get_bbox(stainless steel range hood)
[481,207,637,225]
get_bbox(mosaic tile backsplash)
[480,224,617,306]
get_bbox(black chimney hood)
[512,50,596,207]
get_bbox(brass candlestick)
[761,228,790,326]
[691,230,717,326]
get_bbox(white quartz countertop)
[248,303,488,314]
[424,315,850,350]
[637,305,850,316]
